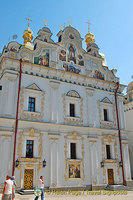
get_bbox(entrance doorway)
[107,169,114,185]
[24,169,33,189]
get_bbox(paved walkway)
[0,191,133,200]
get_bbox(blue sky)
[0,0,133,90]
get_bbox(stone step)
[18,190,34,195]
[105,185,133,191]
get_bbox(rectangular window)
[104,109,108,121]
[71,143,76,159]
[106,145,111,159]
[28,97,35,112]
[70,103,75,117]
[26,140,34,158]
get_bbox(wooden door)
[108,169,114,185]
[24,169,33,189]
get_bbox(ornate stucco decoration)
[17,128,43,186]
[62,90,83,126]
[19,84,45,121]
[97,97,116,129]
[101,133,120,184]
[64,133,85,181]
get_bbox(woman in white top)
[2,175,13,200]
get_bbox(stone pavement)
[0,191,133,200]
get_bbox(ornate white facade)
[124,82,133,179]
[0,24,131,190]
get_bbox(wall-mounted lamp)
[119,161,123,167]
[101,161,104,167]
[42,159,46,168]
[15,159,19,167]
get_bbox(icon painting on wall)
[93,70,104,80]
[63,62,80,74]
[69,164,80,178]
[68,44,76,64]
[34,49,49,66]
[59,50,66,61]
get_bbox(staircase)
[18,189,34,195]
[104,185,133,191]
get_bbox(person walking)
[2,175,13,200]
[34,176,44,200]
[11,176,16,200]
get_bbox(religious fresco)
[69,34,74,39]
[10,46,18,52]
[59,50,66,61]
[34,49,49,66]
[63,62,80,74]
[68,44,76,64]
[93,70,104,80]
[77,55,84,66]
[69,164,80,178]
[87,61,105,80]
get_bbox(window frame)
[70,103,75,117]
[26,140,34,158]
[70,143,76,159]
[103,109,108,121]
[28,97,36,112]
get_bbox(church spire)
[85,20,95,48]
[22,17,33,50]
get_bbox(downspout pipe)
[114,82,126,185]
[12,58,22,176]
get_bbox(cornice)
[0,117,128,134]
[124,101,133,112]
[0,57,126,93]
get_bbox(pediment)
[65,132,82,140]
[67,90,80,98]
[26,83,41,91]
[101,97,112,104]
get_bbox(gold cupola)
[23,26,33,44]
[85,21,95,48]
[22,17,34,50]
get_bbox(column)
[118,97,125,130]
[49,81,60,122]
[49,135,59,187]
[89,139,98,185]
[123,143,131,181]
[86,89,94,127]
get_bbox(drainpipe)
[12,59,22,176]
[114,82,126,185]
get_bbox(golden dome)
[23,26,33,44]
[85,30,95,47]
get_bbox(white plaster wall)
[125,109,133,178]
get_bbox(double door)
[24,169,33,189]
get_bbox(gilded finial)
[26,16,32,28]
[85,20,95,48]
[67,19,72,27]
[44,19,48,27]
[23,17,33,50]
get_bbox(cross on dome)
[44,19,48,27]
[26,16,32,28]
[67,19,72,27]
[86,20,91,33]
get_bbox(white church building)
[0,22,131,190]
[124,82,133,179]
